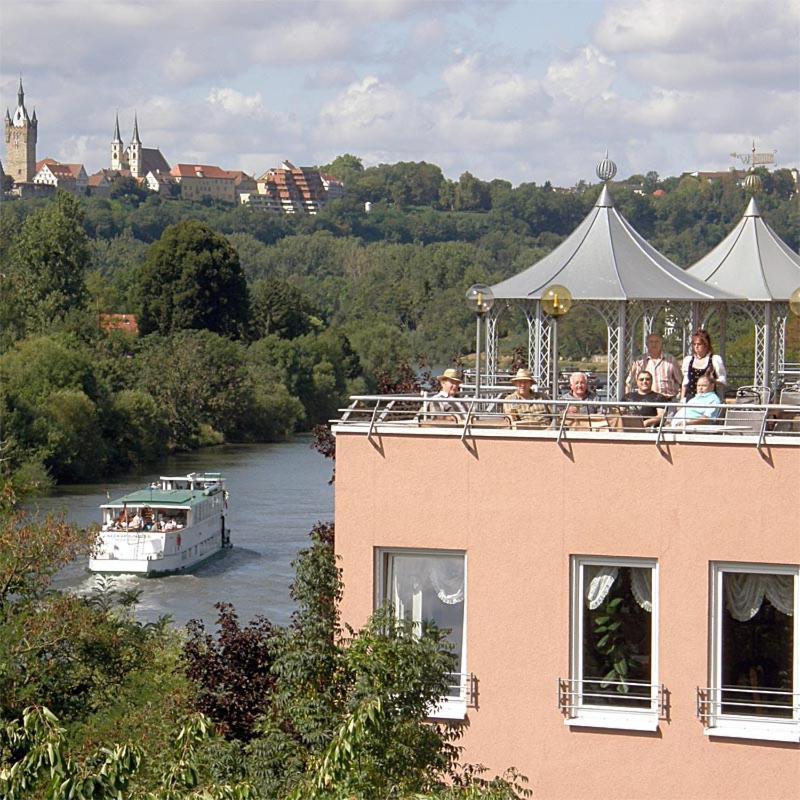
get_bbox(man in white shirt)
[625,334,682,399]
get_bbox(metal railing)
[447,672,478,707]
[696,686,799,726]
[558,677,668,719]
[334,394,800,449]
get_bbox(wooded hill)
[1,158,797,484]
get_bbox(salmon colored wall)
[334,432,800,800]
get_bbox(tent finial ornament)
[744,171,762,195]
[596,154,617,182]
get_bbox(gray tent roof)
[490,185,738,302]
[686,196,800,301]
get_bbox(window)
[704,563,798,742]
[565,556,660,731]
[377,549,467,719]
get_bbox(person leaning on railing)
[670,375,723,427]
[502,368,550,427]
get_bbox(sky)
[1,0,798,187]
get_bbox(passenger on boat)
[671,375,723,427]
[681,330,727,400]
[625,334,682,399]
[429,368,466,421]
[560,372,601,414]
[129,513,143,530]
[164,518,178,531]
[621,371,667,427]
[503,368,550,426]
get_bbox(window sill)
[565,710,659,732]
[427,698,467,720]
[705,721,800,744]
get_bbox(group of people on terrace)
[430,329,730,429]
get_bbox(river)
[36,437,334,630]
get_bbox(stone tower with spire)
[110,111,124,171]
[128,114,142,178]
[4,78,38,183]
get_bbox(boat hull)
[89,517,230,576]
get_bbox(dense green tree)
[0,335,111,481]
[134,330,252,448]
[320,153,365,186]
[4,191,90,341]
[250,277,318,340]
[454,171,492,212]
[137,220,250,338]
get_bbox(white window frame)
[375,548,468,720]
[706,562,799,743]
[568,555,660,732]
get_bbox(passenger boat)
[89,472,231,575]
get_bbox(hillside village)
[2,80,344,213]
[4,80,798,215]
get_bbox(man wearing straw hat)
[503,368,550,427]
[429,367,466,421]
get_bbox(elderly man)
[503,368,550,427]
[428,367,466,421]
[625,333,682,399]
[560,371,601,414]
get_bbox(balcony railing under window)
[558,677,668,730]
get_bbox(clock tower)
[4,78,37,184]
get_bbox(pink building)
[334,410,800,799]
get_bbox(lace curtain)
[585,565,652,612]
[724,573,794,621]
[391,554,465,606]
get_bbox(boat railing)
[333,394,800,449]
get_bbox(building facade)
[33,159,88,194]
[334,416,800,799]
[256,160,331,213]
[4,78,38,184]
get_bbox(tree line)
[1,159,797,485]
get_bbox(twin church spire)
[110,111,143,176]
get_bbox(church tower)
[128,114,142,178]
[110,111,126,171]
[4,78,38,183]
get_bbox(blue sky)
[1,0,798,186]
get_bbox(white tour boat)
[89,472,231,575]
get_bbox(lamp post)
[540,284,573,399]
[465,284,495,397]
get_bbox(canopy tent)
[686,192,800,390]
[486,158,739,400]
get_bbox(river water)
[37,437,334,630]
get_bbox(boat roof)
[101,488,207,509]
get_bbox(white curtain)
[390,554,465,611]
[724,573,794,621]
[428,558,465,605]
[585,565,652,612]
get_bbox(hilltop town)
[3,80,344,212]
[5,80,798,214]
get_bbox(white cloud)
[543,45,616,103]
[207,88,265,117]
